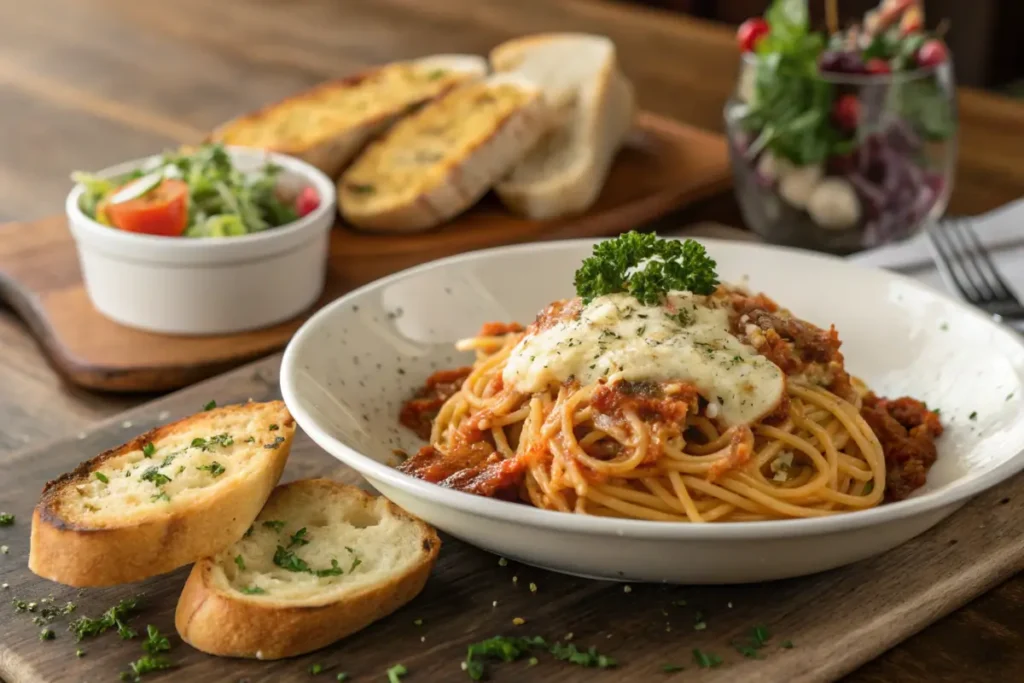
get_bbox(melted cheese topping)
[339,82,534,208]
[218,63,474,148]
[502,292,786,426]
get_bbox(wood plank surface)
[1,353,1021,683]
[1,1,1024,681]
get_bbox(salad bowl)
[66,146,336,335]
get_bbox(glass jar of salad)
[724,0,957,254]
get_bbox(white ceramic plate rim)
[281,237,1024,541]
[65,146,336,255]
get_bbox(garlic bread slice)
[29,401,293,587]
[337,72,555,232]
[175,479,441,659]
[210,54,488,178]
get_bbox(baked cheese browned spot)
[217,63,469,148]
[339,82,534,209]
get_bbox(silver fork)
[926,219,1024,327]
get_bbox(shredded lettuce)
[71,144,303,238]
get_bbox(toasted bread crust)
[338,75,553,233]
[28,402,293,587]
[175,479,441,659]
[209,56,487,178]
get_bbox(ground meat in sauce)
[727,290,854,400]
[398,444,524,500]
[860,393,943,502]
[398,366,472,440]
[590,381,697,424]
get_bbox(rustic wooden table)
[1,1,1022,681]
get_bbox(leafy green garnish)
[273,546,311,573]
[739,2,837,166]
[196,462,225,477]
[262,520,286,532]
[662,663,684,673]
[190,433,233,451]
[234,555,246,571]
[549,642,617,669]
[142,625,170,655]
[309,663,324,675]
[95,472,109,484]
[241,586,265,595]
[288,527,310,548]
[69,597,141,642]
[732,624,772,659]
[573,232,719,305]
[0,512,13,526]
[464,636,548,680]
[142,443,155,458]
[692,648,723,669]
[386,664,407,683]
[314,559,344,578]
[139,468,171,487]
[203,400,217,411]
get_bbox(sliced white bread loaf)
[209,54,488,178]
[337,72,557,232]
[489,33,637,220]
[29,401,294,587]
[175,479,441,660]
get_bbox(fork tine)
[956,221,1018,302]
[927,223,978,302]
[946,220,998,301]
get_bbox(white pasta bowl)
[66,147,336,335]
[280,238,1024,584]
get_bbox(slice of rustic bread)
[490,33,636,219]
[28,401,293,587]
[175,478,441,659]
[337,72,558,232]
[209,54,488,178]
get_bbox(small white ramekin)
[66,146,336,336]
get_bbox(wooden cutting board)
[0,112,731,394]
[0,353,1021,683]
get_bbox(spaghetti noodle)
[398,261,942,523]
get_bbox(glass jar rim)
[740,51,948,85]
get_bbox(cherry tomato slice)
[737,18,770,53]
[295,186,320,217]
[105,178,190,237]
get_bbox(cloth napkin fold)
[848,198,1024,299]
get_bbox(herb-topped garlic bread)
[209,54,488,178]
[29,401,294,587]
[489,33,636,220]
[175,479,441,660]
[337,72,556,233]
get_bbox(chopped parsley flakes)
[203,400,217,411]
[0,513,13,526]
[692,648,722,669]
[95,472,109,484]
[142,443,156,457]
[197,461,226,477]
[139,467,171,487]
[262,520,286,531]
[69,596,140,642]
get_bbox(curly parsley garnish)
[0,512,13,526]
[573,232,719,305]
